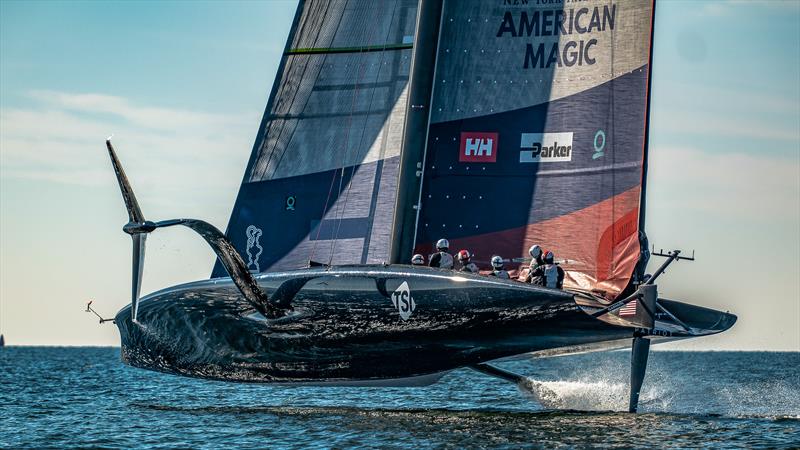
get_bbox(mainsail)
[411,0,654,298]
[219,0,654,299]
[215,0,419,275]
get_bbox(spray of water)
[516,377,672,412]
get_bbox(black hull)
[115,265,735,384]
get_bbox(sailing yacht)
[105,0,735,412]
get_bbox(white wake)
[517,377,670,412]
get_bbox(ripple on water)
[0,348,798,449]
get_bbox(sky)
[0,0,798,350]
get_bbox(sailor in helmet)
[525,244,546,284]
[457,250,480,273]
[411,254,425,266]
[489,255,510,279]
[539,251,565,289]
[428,238,454,269]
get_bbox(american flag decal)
[619,300,638,317]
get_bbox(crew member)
[489,255,510,279]
[457,250,479,273]
[525,244,546,284]
[428,238,454,269]
[541,251,565,289]
[411,254,425,266]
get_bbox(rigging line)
[318,3,365,267]
[360,3,409,263]
[326,32,374,264]
[254,2,317,179]
[328,2,399,265]
[311,0,369,263]
[324,1,387,259]
[252,3,315,181]
[256,0,341,182]
[306,0,359,263]
[257,0,337,181]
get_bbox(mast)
[388,0,444,265]
[637,0,657,280]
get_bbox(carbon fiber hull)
[115,265,638,384]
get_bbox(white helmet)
[411,254,425,265]
[491,255,504,269]
[529,244,542,259]
[436,238,449,251]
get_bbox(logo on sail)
[520,132,573,163]
[459,132,498,163]
[245,225,263,272]
[391,281,416,320]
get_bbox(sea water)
[1,348,797,448]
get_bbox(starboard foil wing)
[412,0,655,298]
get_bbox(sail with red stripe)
[413,0,655,298]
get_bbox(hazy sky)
[1,0,798,349]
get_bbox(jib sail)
[214,0,419,275]
[413,0,655,297]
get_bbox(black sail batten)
[215,0,420,275]
[389,0,444,265]
[285,43,414,55]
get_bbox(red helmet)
[457,249,471,261]
[543,251,555,264]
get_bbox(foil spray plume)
[517,377,671,412]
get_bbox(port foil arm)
[106,139,282,320]
[148,218,279,318]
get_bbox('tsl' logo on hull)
[391,281,416,321]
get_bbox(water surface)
[1,348,797,448]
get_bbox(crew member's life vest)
[460,262,479,273]
[526,256,546,283]
[429,251,454,269]
[490,269,510,279]
[543,264,565,289]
